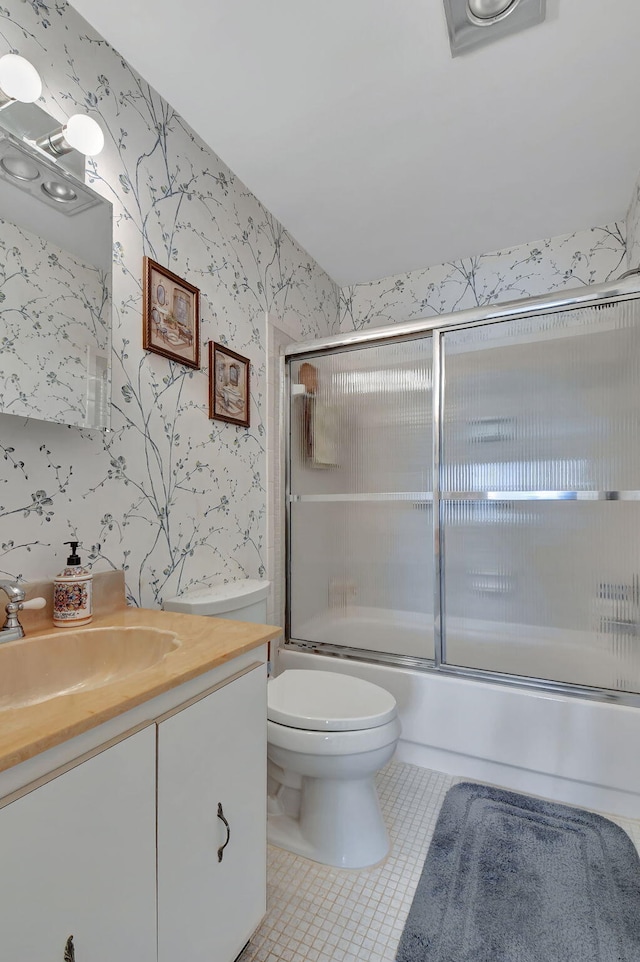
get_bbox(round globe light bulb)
[0,53,42,104]
[63,114,104,156]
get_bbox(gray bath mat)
[396,781,640,962]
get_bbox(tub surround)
[0,570,279,776]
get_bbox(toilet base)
[267,773,390,869]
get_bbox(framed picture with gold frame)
[142,257,200,368]
[209,341,250,427]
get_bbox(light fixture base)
[0,129,100,216]
[0,101,85,178]
[443,0,545,57]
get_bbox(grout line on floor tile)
[241,760,640,962]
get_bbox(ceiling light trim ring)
[466,0,523,26]
[0,154,40,181]
[41,180,78,203]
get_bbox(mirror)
[0,129,112,430]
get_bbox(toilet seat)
[267,716,402,756]
[267,669,397,731]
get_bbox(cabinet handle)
[217,802,231,862]
[64,935,75,962]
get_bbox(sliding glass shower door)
[286,288,640,695]
[288,337,434,661]
[440,299,640,692]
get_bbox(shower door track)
[283,274,640,707]
[284,274,640,357]
[283,637,640,709]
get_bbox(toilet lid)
[163,579,269,615]
[267,670,397,732]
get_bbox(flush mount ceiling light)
[467,0,522,24]
[444,0,545,56]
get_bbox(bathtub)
[295,606,430,658]
[281,610,640,819]
[294,606,639,688]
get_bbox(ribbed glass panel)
[441,299,640,692]
[290,502,433,658]
[442,501,640,691]
[443,299,640,492]
[288,338,433,660]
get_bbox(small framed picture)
[143,257,200,368]
[209,341,250,427]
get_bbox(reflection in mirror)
[0,129,112,430]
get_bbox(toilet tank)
[163,579,270,623]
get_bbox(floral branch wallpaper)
[0,1,339,606]
[0,3,636,609]
[339,224,627,332]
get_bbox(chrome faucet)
[0,581,46,642]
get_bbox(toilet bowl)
[267,669,401,869]
[163,584,400,868]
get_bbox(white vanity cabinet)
[157,663,267,962]
[0,653,268,962]
[0,725,157,962]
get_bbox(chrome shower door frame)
[283,275,640,707]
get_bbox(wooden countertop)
[0,602,281,775]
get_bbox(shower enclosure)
[284,277,640,701]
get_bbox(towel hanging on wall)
[298,362,339,469]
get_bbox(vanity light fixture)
[36,113,105,159]
[0,52,104,179]
[0,54,42,108]
[443,0,545,56]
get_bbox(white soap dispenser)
[53,541,93,627]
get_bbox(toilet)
[163,580,401,870]
[267,669,401,869]
[163,578,271,623]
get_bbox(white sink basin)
[0,626,180,709]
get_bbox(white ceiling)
[69,0,640,286]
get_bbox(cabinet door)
[158,664,267,962]
[0,725,157,962]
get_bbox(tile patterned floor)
[242,762,640,962]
